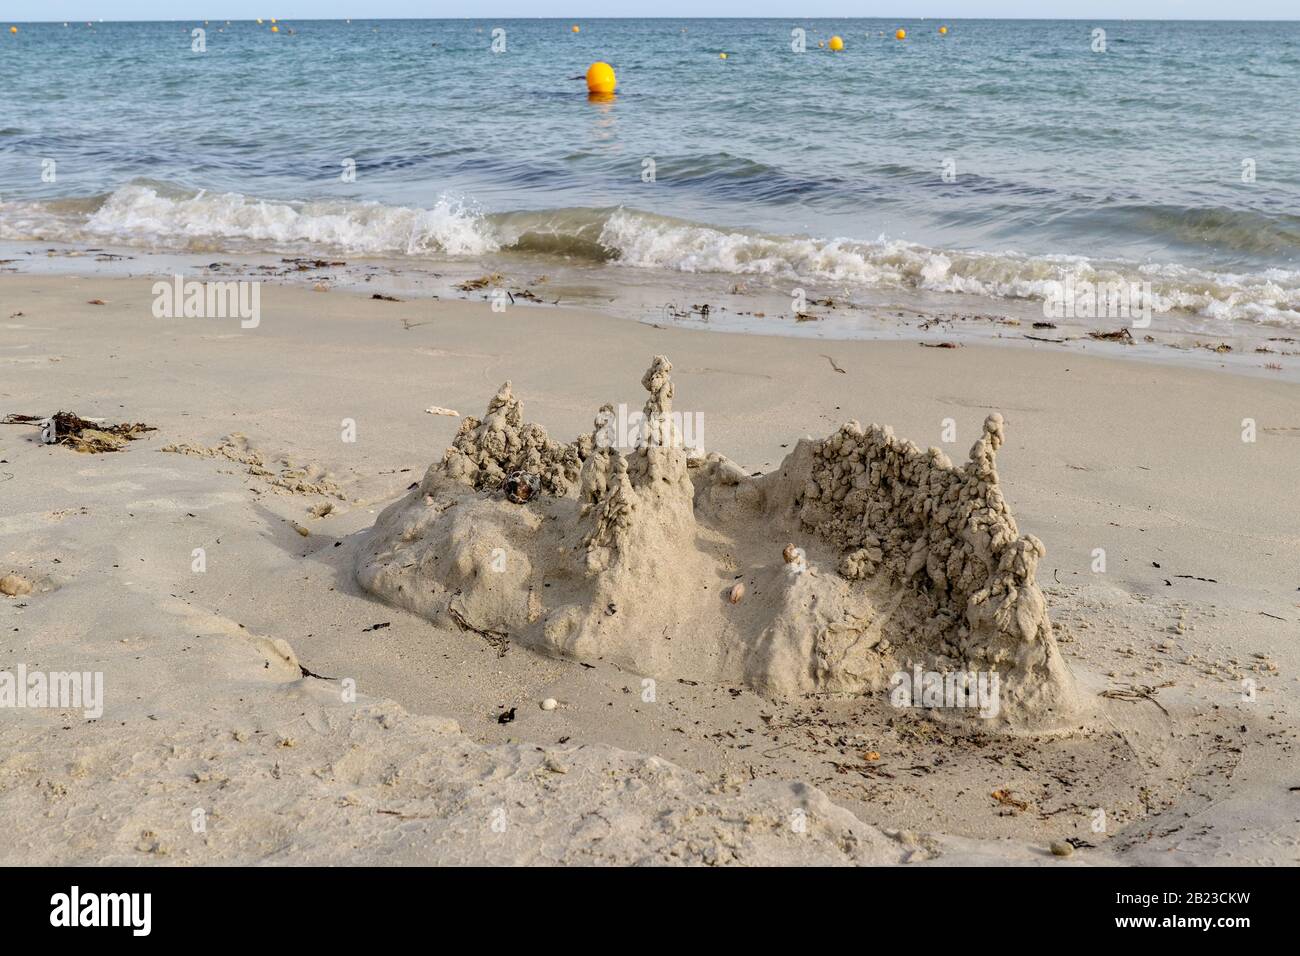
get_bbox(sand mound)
[356,356,1086,731]
[0,680,933,866]
[163,433,345,498]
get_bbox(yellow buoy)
[572,25,580,33]
[271,25,279,33]
[271,18,277,23]
[939,26,948,35]
[719,52,727,59]
[829,35,844,51]
[895,28,906,40]
[586,61,616,94]
[9,26,17,33]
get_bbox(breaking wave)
[0,183,498,257]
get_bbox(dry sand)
[1,275,1297,865]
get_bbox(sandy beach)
[2,273,1296,865]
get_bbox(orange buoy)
[586,61,616,94]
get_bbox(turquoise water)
[3,18,1300,324]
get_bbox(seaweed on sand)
[1,411,156,453]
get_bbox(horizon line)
[8,16,1300,24]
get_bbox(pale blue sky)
[4,2,1296,22]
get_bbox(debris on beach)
[457,273,503,292]
[1099,681,1174,715]
[282,257,346,270]
[370,293,401,302]
[0,573,34,597]
[991,789,1029,812]
[1,411,156,453]
[1087,328,1133,343]
[664,303,712,322]
[425,406,460,417]
[448,604,510,656]
[450,275,547,303]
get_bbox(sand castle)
[356,356,1085,731]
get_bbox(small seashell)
[540,697,558,711]
[504,471,540,504]
[1050,841,1074,858]
[782,543,799,563]
[291,522,310,537]
[729,583,745,604]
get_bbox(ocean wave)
[0,183,499,257]
[3,184,1299,326]
[596,208,1300,325]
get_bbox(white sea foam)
[4,187,1299,327]
[598,209,1300,326]
[12,184,500,258]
